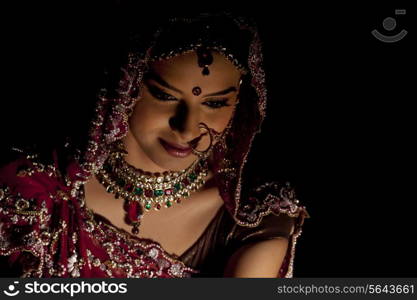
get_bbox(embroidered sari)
[0,13,309,278]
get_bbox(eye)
[147,85,177,101]
[203,99,231,109]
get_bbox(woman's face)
[124,50,242,172]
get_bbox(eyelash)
[147,85,231,109]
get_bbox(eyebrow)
[202,87,237,98]
[144,71,238,98]
[144,72,182,94]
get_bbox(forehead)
[148,51,241,91]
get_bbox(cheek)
[129,100,169,137]
[206,107,235,132]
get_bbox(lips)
[159,138,193,158]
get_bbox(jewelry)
[149,45,247,75]
[95,142,209,235]
[190,110,235,158]
[196,47,213,76]
[190,122,218,158]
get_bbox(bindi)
[192,87,202,96]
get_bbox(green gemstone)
[174,183,182,192]
[106,186,114,193]
[104,164,112,172]
[188,173,197,182]
[154,189,164,197]
[145,203,152,210]
[166,201,172,207]
[134,187,143,195]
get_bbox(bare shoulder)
[224,237,289,278]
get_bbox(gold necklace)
[95,147,209,234]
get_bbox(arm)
[223,237,289,278]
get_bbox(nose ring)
[191,122,222,158]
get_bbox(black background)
[1,1,415,277]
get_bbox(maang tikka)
[196,47,213,76]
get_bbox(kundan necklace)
[95,144,209,235]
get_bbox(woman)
[0,12,309,278]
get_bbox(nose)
[169,101,202,142]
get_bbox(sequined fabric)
[0,149,308,277]
[0,152,196,277]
